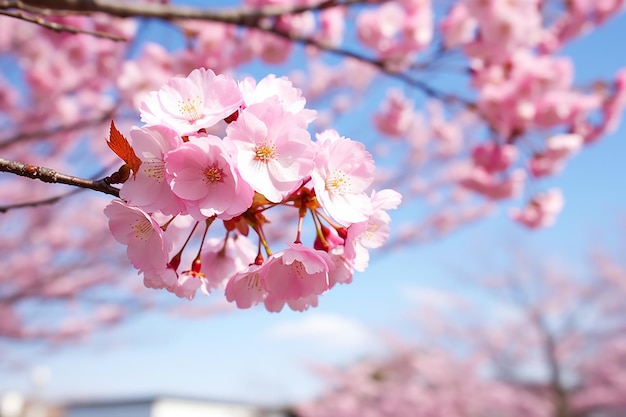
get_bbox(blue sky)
[1,3,626,408]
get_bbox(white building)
[63,396,295,417]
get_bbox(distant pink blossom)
[510,188,564,229]
[139,67,242,136]
[373,89,415,137]
[471,142,517,173]
[530,133,583,177]
[459,167,525,200]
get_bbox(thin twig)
[0,166,114,212]
[0,108,116,150]
[0,188,82,213]
[0,157,120,197]
[0,9,126,40]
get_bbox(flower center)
[204,164,225,184]
[254,142,277,162]
[178,96,203,122]
[290,261,306,280]
[142,159,165,183]
[325,169,350,194]
[132,218,154,241]
[247,273,263,291]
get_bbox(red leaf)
[106,120,142,179]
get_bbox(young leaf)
[106,120,142,179]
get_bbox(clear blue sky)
[1,4,625,408]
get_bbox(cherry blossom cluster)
[103,68,401,311]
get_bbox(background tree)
[294,245,626,417]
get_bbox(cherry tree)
[1,0,625,340]
[294,246,626,417]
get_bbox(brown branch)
[0,9,126,40]
[2,0,373,20]
[0,188,82,213]
[0,157,120,198]
[0,108,116,149]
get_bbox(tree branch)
[0,157,120,198]
[3,0,371,21]
[0,9,126,40]
[0,108,116,150]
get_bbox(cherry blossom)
[226,99,316,203]
[103,200,172,273]
[164,135,254,220]
[510,188,565,229]
[139,67,242,136]
[119,125,184,215]
[312,129,376,225]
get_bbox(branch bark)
[0,157,120,198]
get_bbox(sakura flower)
[471,142,518,173]
[104,200,172,273]
[144,267,178,290]
[459,167,525,200]
[263,243,335,304]
[327,245,355,287]
[342,189,401,273]
[173,271,203,300]
[238,74,316,125]
[312,129,375,225]
[510,189,564,229]
[119,125,184,215]
[139,67,242,136]
[265,294,320,313]
[373,89,415,138]
[164,135,254,220]
[200,235,257,291]
[225,263,269,309]
[226,100,316,203]
[530,133,583,177]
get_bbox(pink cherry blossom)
[510,188,565,229]
[459,167,525,200]
[173,271,203,300]
[224,263,269,309]
[143,267,178,290]
[164,135,254,220]
[103,200,172,273]
[373,89,415,138]
[139,67,242,136]
[226,100,316,203]
[200,235,257,291]
[263,243,335,305]
[238,74,316,125]
[119,125,185,215]
[265,294,320,313]
[471,142,518,173]
[312,129,375,226]
[530,133,583,177]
